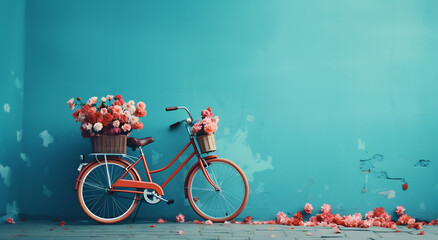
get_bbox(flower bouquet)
[192,107,219,153]
[67,94,147,154]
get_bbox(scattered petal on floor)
[269,227,274,230]
[157,218,166,223]
[418,231,425,235]
[49,229,54,231]
[150,225,155,228]
[334,227,341,234]
[205,220,213,225]
[306,232,312,236]
[177,230,183,235]
[5,217,15,224]
[59,220,66,226]
[270,235,276,238]
[176,213,185,223]
[395,230,401,232]
[193,220,204,224]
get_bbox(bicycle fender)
[74,157,141,191]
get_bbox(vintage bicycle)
[74,106,249,224]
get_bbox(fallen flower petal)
[50,229,54,231]
[59,220,66,226]
[150,225,155,228]
[418,231,425,235]
[205,220,213,225]
[176,213,185,223]
[270,235,276,238]
[334,227,341,234]
[157,218,166,223]
[193,220,204,224]
[5,217,15,224]
[178,230,183,235]
[395,230,401,233]
[269,227,274,230]
[306,232,312,236]
[244,216,253,224]
[395,205,405,216]
[321,204,331,214]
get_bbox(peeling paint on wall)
[360,154,383,173]
[246,115,255,122]
[0,164,11,187]
[17,129,22,142]
[20,153,31,167]
[3,103,10,113]
[43,184,53,197]
[357,139,366,150]
[378,189,396,199]
[415,159,431,167]
[217,128,273,182]
[0,201,20,222]
[39,130,54,147]
[15,77,23,89]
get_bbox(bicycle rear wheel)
[186,158,249,222]
[77,159,140,224]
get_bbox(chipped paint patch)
[256,182,265,194]
[378,190,396,199]
[0,164,11,187]
[43,184,53,197]
[216,128,273,182]
[39,130,54,147]
[20,153,31,167]
[17,129,22,142]
[358,139,366,150]
[4,103,10,113]
[246,115,255,122]
[150,150,163,165]
[415,159,431,167]
[223,127,230,136]
[0,201,20,222]
[360,154,383,173]
[15,77,23,89]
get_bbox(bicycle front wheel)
[186,158,249,222]
[77,159,140,224]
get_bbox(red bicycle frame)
[110,138,219,196]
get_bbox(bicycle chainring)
[143,189,160,204]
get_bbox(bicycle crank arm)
[152,192,174,205]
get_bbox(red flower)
[59,221,66,226]
[293,211,303,221]
[5,217,15,224]
[132,122,143,130]
[102,113,114,126]
[133,108,147,118]
[120,115,128,123]
[243,216,252,224]
[402,184,408,190]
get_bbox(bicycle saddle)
[127,137,155,150]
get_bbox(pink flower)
[175,213,185,223]
[201,108,213,118]
[360,219,373,228]
[100,108,108,115]
[93,123,103,132]
[204,122,217,134]
[306,232,312,236]
[157,218,166,223]
[121,124,131,132]
[408,218,415,225]
[106,95,114,101]
[321,204,331,214]
[112,105,122,114]
[87,96,98,105]
[333,227,341,233]
[101,97,106,103]
[113,120,120,128]
[129,116,139,124]
[304,221,316,227]
[205,220,213,225]
[137,101,146,110]
[202,117,212,125]
[127,100,135,107]
[395,205,405,216]
[270,235,276,238]
[67,98,75,110]
[82,122,93,131]
[123,110,131,117]
[304,203,313,214]
[365,211,374,219]
[276,212,290,225]
[192,121,202,134]
[177,230,183,235]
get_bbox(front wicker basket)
[91,135,127,154]
[196,134,216,153]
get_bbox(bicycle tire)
[77,158,140,224]
[186,158,249,222]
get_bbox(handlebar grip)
[170,121,182,129]
[166,106,178,111]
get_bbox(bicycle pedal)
[167,199,174,205]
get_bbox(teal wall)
[2,0,438,221]
[0,0,25,221]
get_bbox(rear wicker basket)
[91,135,127,154]
[196,134,216,153]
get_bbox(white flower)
[127,100,135,107]
[93,122,103,132]
[100,108,107,115]
[106,95,114,101]
[129,116,139,124]
[129,105,136,113]
[101,97,106,103]
[123,110,131,117]
[82,123,92,131]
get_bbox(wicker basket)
[196,134,216,153]
[91,135,127,154]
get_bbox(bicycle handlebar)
[165,106,178,111]
[170,120,183,129]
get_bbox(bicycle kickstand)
[132,198,145,223]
